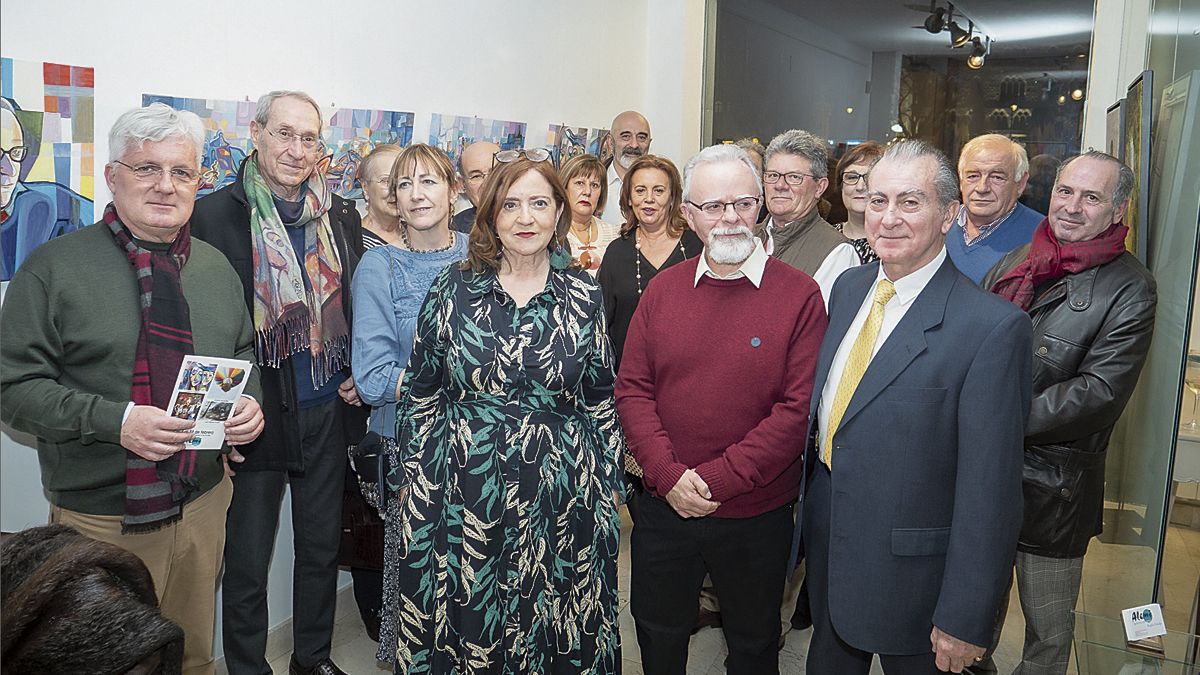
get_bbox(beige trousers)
[51,476,233,675]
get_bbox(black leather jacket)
[982,247,1156,558]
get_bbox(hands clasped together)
[665,469,721,518]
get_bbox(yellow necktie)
[822,279,896,468]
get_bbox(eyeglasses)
[686,196,760,217]
[493,147,551,164]
[2,146,28,162]
[112,160,200,185]
[841,171,867,186]
[265,127,323,151]
[762,170,820,186]
[368,175,391,187]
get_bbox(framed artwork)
[1123,70,1152,264]
[1106,99,1125,160]
[428,114,525,164]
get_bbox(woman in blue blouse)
[350,143,468,656]
[383,154,625,673]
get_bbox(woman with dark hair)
[381,152,624,673]
[597,154,701,368]
[832,141,885,263]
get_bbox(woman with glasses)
[356,144,403,249]
[559,153,620,276]
[382,153,624,673]
[832,141,884,264]
[351,143,469,657]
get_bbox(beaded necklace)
[401,225,456,254]
[633,227,688,295]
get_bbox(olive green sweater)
[0,223,260,515]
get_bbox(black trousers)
[222,399,346,675]
[804,466,941,675]
[630,492,792,675]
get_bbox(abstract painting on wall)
[1,57,95,281]
[429,114,526,164]
[143,94,414,200]
[588,128,612,166]
[547,124,588,168]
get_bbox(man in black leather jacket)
[980,151,1157,674]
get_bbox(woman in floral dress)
[382,153,625,674]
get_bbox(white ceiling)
[761,0,1095,58]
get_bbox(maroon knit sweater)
[615,256,827,518]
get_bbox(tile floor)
[218,504,1200,674]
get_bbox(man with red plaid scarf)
[981,150,1157,675]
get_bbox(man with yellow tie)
[795,140,1032,674]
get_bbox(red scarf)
[991,218,1128,311]
[105,204,197,533]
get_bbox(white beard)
[617,151,641,170]
[707,226,756,265]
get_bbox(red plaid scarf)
[990,218,1128,311]
[105,204,198,533]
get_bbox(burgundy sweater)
[615,257,827,518]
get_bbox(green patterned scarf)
[243,154,348,386]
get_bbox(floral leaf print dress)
[380,263,625,674]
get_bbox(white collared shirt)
[817,246,947,451]
[598,162,623,221]
[693,237,769,288]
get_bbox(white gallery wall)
[0,0,705,657]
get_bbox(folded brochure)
[165,355,253,450]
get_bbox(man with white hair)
[0,103,265,675]
[616,144,827,674]
[191,90,366,675]
[948,133,1043,284]
[598,110,652,220]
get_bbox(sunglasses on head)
[493,147,551,165]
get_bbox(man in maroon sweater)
[616,144,827,675]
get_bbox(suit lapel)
[836,258,956,428]
[810,267,876,418]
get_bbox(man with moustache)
[981,151,1156,674]
[191,90,366,675]
[598,110,652,220]
[798,140,1030,674]
[760,129,859,306]
[948,134,1043,284]
[450,140,500,233]
[0,103,264,675]
[617,144,826,674]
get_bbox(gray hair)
[254,90,323,134]
[108,103,205,167]
[1057,151,1135,207]
[764,129,828,178]
[872,140,960,213]
[958,133,1030,181]
[681,144,763,201]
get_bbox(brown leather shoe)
[692,608,722,634]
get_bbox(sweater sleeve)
[0,265,126,444]
[693,283,828,502]
[614,282,689,497]
[351,250,405,407]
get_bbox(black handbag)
[348,432,390,516]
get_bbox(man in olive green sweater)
[0,104,263,675]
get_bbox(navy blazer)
[794,257,1032,654]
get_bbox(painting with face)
[142,94,414,199]
[1,58,95,281]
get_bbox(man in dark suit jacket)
[796,140,1032,674]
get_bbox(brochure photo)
[166,356,253,450]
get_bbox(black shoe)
[289,656,348,675]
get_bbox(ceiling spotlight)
[966,37,988,69]
[924,6,948,34]
[846,107,855,114]
[1057,95,1066,105]
[1071,88,1084,100]
[949,20,972,48]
